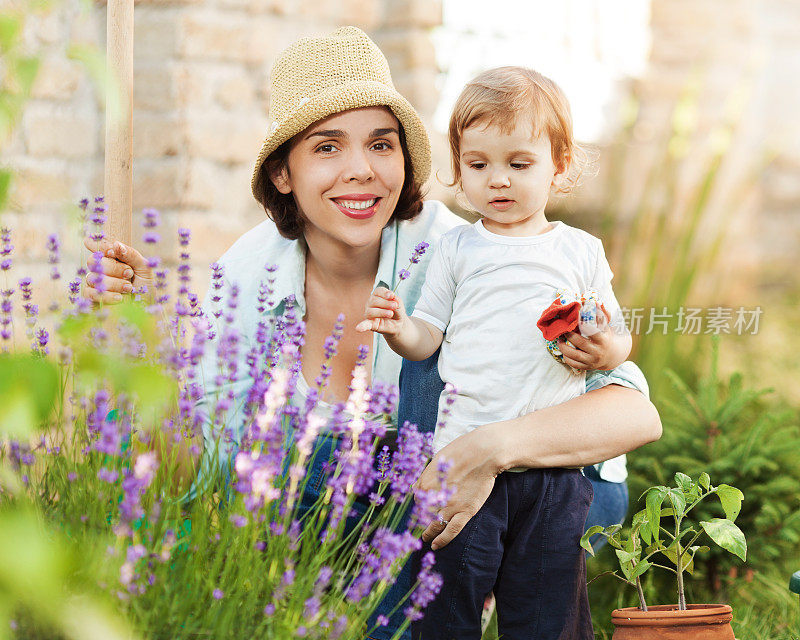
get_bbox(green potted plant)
[581,472,746,639]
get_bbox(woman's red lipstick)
[332,194,381,219]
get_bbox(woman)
[84,26,660,640]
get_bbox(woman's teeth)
[337,199,376,210]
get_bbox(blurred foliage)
[58,302,179,412]
[0,506,132,640]
[0,353,59,439]
[0,3,43,212]
[0,3,135,638]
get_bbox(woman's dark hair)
[254,124,425,240]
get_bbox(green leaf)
[0,16,21,53]
[580,526,604,555]
[661,542,695,575]
[125,363,177,409]
[646,487,668,544]
[0,169,11,211]
[666,488,686,517]
[698,472,711,490]
[13,56,40,96]
[714,484,744,522]
[674,471,692,494]
[633,509,652,545]
[629,559,652,581]
[0,354,59,437]
[615,549,636,581]
[700,518,747,561]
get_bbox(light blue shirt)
[189,201,649,497]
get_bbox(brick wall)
[2,0,442,304]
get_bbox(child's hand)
[356,287,407,335]
[556,313,631,371]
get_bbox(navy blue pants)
[411,468,594,640]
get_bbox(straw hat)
[250,26,431,200]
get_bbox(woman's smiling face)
[270,106,406,250]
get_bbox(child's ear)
[269,165,292,195]
[552,152,571,187]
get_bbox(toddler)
[358,66,631,639]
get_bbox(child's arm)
[356,287,444,361]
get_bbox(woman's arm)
[414,383,661,550]
[491,384,661,471]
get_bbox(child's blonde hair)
[448,66,587,194]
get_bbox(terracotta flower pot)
[611,604,734,639]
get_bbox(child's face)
[459,117,562,236]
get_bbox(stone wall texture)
[2,0,798,305]
[3,0,443,300]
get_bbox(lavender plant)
[0,202,447,639]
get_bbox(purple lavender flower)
[410,457,454,530]
[329,614,348,640]
[67,277,81,305]
[142,208,160,230]
[229,514,247,528]
[19,277,31,300]
[355,343,370,370]
[97,467,119,483]
[212,589,224,600]
[88,251,106,294]
[256,263,278,314]
[47,234,61,281]
[89,202,108,243]
[411,241,429,263]
[314,566,333,594]
[436,382,458,432]
[389,421,430,501]
[1,227,13,271]
[346,529,421,603]
[154,266,169,305]
[393,240,429,291]
[0,287,12,345]
[376,445,391,482]
[127,543,146,564]
[210,262,225,319]
[175,227,193,314]
[313,313,344,394]
[117,452,158,526]
[302,596,320,620]
[404,551,442,622]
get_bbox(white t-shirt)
[412,219,625,458]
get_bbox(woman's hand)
[82,237,154,304]
[413,426,505,550]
